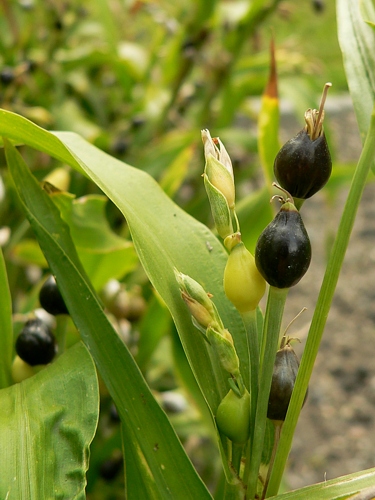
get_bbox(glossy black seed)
[99,454,123,481]
[0,67,15,85]
[255,203,311,288]
[39,275,69,315]
[274,129,332,200]
[15,318,56,366]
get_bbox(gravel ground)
[277,96,375,490]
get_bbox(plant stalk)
[266,103,375,497]
[245,286,288,499]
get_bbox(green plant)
[0,0,375,499]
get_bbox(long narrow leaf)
[4,139,212,499]
[0,109,247,411]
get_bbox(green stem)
[241,309,259,485]
[232,442,244,478]
[245,286,288,499]
[266,104,375,497]
[241,310,259,452]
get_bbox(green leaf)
[0,342,99,500]
[51,193,138,289]
[159,144,193,198]
[269,467,375,500]
[0,248,13,388]
[0,109,248,415]
[4,137,213,498]
[337,0,375,146]
[11,239,48,268]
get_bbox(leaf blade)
[4,138,213,499]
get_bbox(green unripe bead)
[224,241,266,313]
[216,388,250,444]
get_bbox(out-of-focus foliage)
[0,1,356,498]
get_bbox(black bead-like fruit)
[99,454,124,481]
[0,67,15,85]
[15,318,56,366]
[267,340,307,421]
[274,127,331,200]
[255,201,311,288]
[39,275,69,316]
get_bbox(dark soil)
[278,97,375,490]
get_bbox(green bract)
[224,237,266,313]
[216,388,251,444]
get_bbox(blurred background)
[1,0,374,497]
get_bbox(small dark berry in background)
[109,403,121,423]
[312,0,325,13]
[0,67,15,86]
[99,453,123,481]
[39,275,69,316]
[15,318,56,366]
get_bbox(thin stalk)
[261,422,282,500]
[241,309,259,485]
[245,286,288,499]
[266,104,375,497]
[232,442,244,478]
[241,310,259,439]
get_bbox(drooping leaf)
[4,137,214,498]
[0,109,248,415]
[0,342,99,500]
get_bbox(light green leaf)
[337,0,375,145]
[0,342,99,500]
[159,144,193,198]
[270,467,375,500]
[4,137,213,498]
[0,248,13,388]
[51,193,138,289]
[11,239,48,268]
[0,108,248,415]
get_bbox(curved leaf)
[0,109,248,413]
[52,193,138,289]
[4,138,213,499]
[0,342,99,500]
